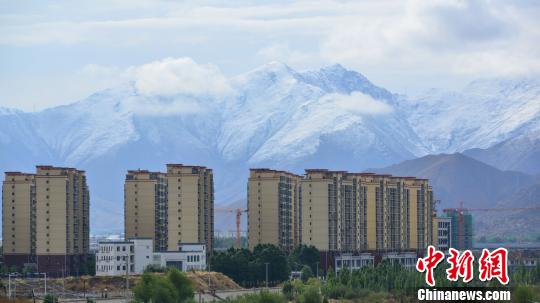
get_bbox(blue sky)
[1,0,539,111]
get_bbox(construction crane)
[442,202,540,248]
[215,207,247,248]
[442,201,540,213]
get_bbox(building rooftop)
[167,164,210,169]
[126,169,163,175]
[250,168,302,178]
[5,171,35,176]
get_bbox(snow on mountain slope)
[403,77,540,153]
[0,62,427,232]
[1,61,539,233]
[464,126,540,175]
[218,62,423,164]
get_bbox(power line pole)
[265,262,269,288]
[41,272,47,296]
[126,252,130,301]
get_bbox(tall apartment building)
[2,166,90,276]
[301,170,435,252]
[124,170,168,251]
[124,164,214,253]
[247,169,302,251]
[247,168,436,253]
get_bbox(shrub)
[43,294,58,303]
[282,280,294,300]
[301,265,314,283]
[513,285,535,303]
[299,286,322,303]
[223,291,287,303]
[133,269,194,303]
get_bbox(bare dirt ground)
[0,271,241,299]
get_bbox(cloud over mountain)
[0,61,539,234]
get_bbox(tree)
[290,245,319,272]
[282,281,294,300]
[513,285,535,303]
[133,269,194,303]
[301,265,313,283]
[168,268,194,301]
[299,286,322,303]
[253,244,290,283]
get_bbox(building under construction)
[443,208,473,250]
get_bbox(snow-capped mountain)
[401,77,540,153]
[0,63,425,233]
[0,62,539,233]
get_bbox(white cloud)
[320,0,540,78]
[126,57,232,96]
[80,57,233,97]
[326,92,393,115]
[1,0,539,110]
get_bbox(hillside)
[475,181,540,241]
[464,129,540,175]
[374,153,534,210]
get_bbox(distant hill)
[475,181,540,241]
[375,153,539,240]
[374,153,534,210]
[464,129,540,175]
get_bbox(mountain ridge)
[0,62,539,234]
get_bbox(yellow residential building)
[248,168,435,253]
[247,169,302,251]
[124,164,214,252]
[2,166,90,276]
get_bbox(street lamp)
[264,262,270,288]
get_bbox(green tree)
[253,244,290,283]
[289,245,320,272]
[133,269,194,303]
[168,268,194,301]
[282,280,294,300]
[299,286,322,303]
[301,265,313,283]
[513,285,535,303]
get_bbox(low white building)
[334,251,418,272]
[335,253,374,272]
[152,243,206,271]
[96,239,206,276]
[382,252,418,269]
[96,238,153,276]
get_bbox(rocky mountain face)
[0,62,539,234]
